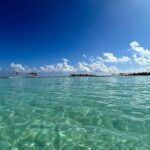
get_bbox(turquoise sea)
[0,77,150,150]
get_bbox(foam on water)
[0,77,150,149]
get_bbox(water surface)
[0,77,150,149]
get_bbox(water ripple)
[0,77,150,149]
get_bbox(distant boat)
[27,72,38,78]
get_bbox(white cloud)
[89,61,118,73]
[40,59,75,73]
[130,41,150,65]
[89,61,109,72]
[103,53,117,62]
[76,60,119,74]
[89,56,95,62]
[55,61,74,72]
[130,41,150,56]
[10,63,26,72]
[77,62,91,72]
[7,54,120,75]
[6,41,150,75]
[62,58,69,63]
[103,53,130,63]
[83,54,87,59]
[9,40,147,76]
[132,54,148,66]
[40,65,55,72]
[96,56,103,61]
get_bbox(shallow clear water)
[0,77,150,150]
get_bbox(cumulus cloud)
[89,61,118,73]
[77,62,91,72]
[10,63,26,72]
[55,61,74,72]
[9,40,145,76]
[40,65,55,72]
[89,61,109,72]
[40,57,119,74]
[130,41,150,65]
[130,41,150,56]
[5,41,150,75]
[76,60,118,74]
[40,58,75,73]
[103,53,130,63]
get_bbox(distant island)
[70,74,97,77]
[0,72,38,78]
[120,72,150,76]
[2,71,150,78]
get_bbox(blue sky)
[1,0,150,74]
